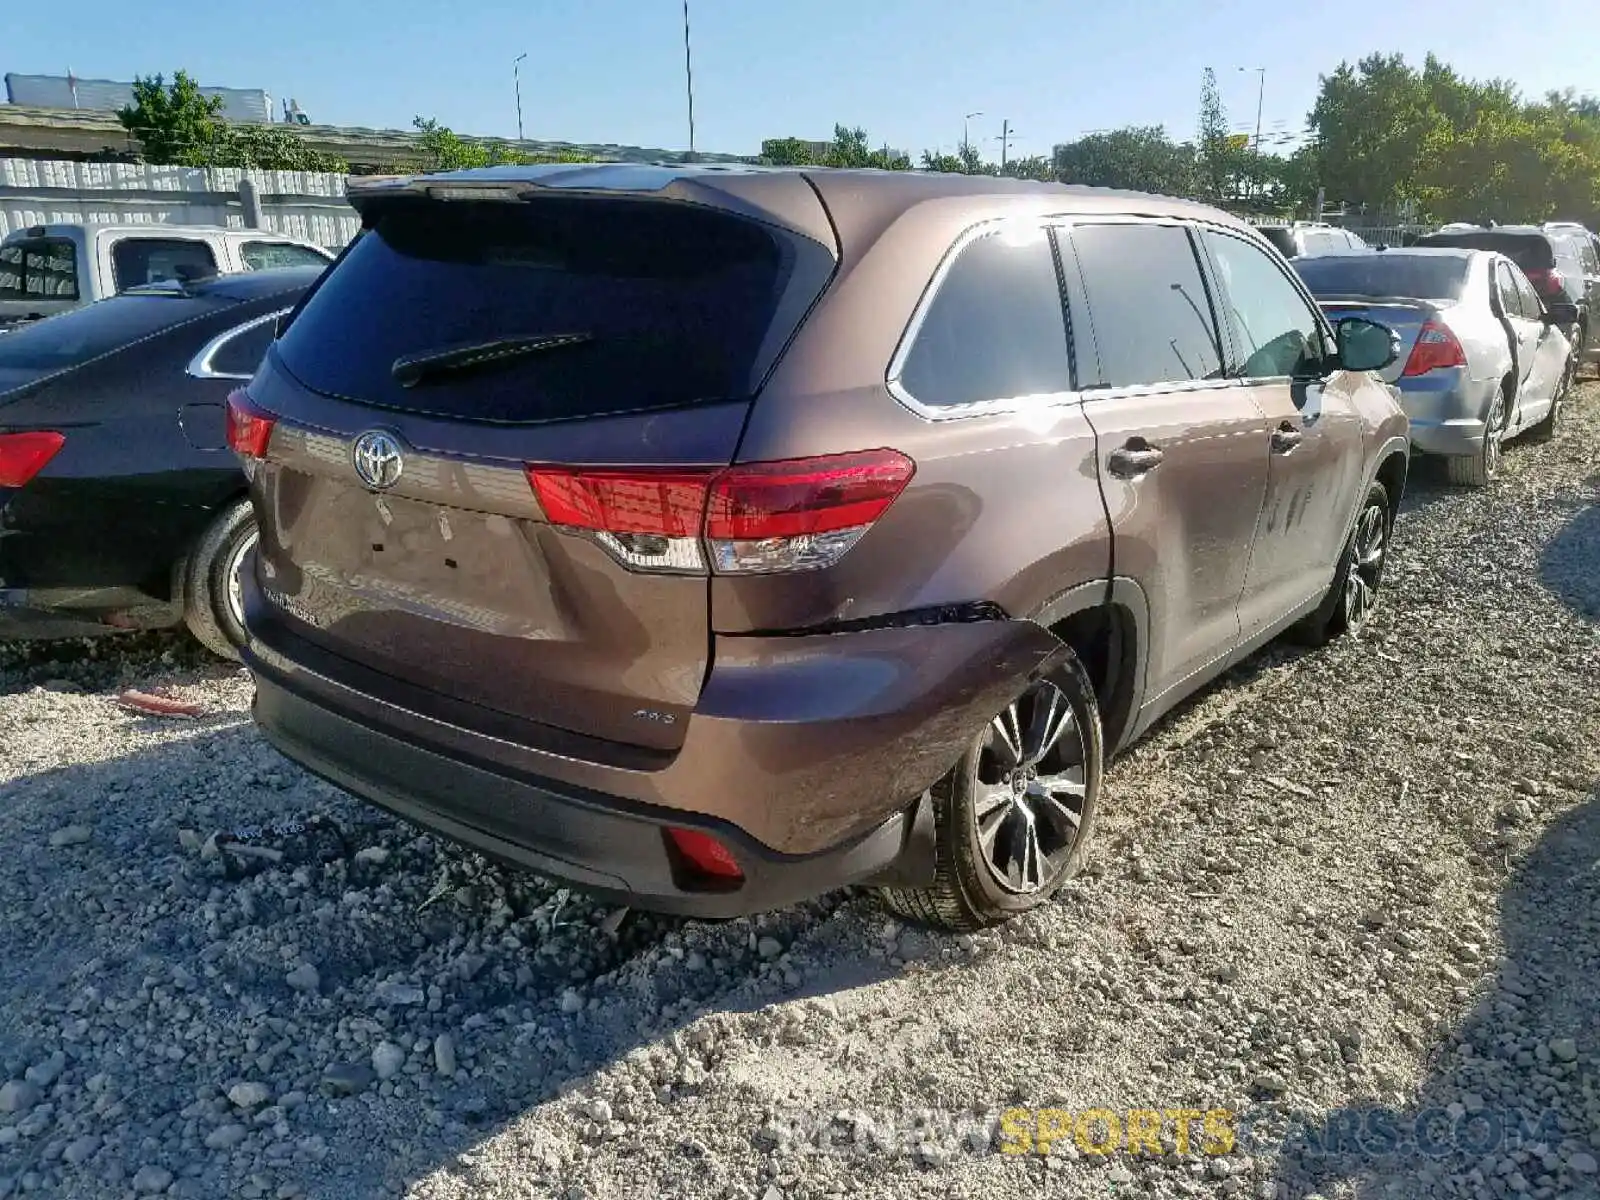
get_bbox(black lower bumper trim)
[250,672,913,919]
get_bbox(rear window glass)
[0,238,79,301]
[1294,254,1470,302]
[0,293,218,377]
[1257,228,1296,258]
[275,198,831,424]
[1414,232,1554,272]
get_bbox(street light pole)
[513,53,528,141]
[963,110,983,154]
[681,0,697,158]
[1240,66,1266,151]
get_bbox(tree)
[118,69,346,170]
[920,143,988,175]
[823,125,909,170]
[1000,155,1053,182]
[1053,126,1200,196]
[1306,53,1600,227]
[760,137,818,166]
[118,71,226,165]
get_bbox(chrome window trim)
[186,308,290,381]
[886,216,1073,421]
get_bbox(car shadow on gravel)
[0,718,910,1198]
[1538,487,1600,623]
[1267,785,1600,1198]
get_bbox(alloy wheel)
[973,678,1089,894]
[225,528,259,630]
[1343,501,1388,633]
[1483,390,1507,480]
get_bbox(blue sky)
[7,0,1598,158]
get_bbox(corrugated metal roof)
[4,73,272,123]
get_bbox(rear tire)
[1444,382,1509,488]
[877,651,1103,932]
[1294,481,1390,647]
[182,498,257,662]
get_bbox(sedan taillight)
[0,431,66,488]
[1401,321,1468,377]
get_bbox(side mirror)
[1543,300,1580,327]
[1334,316,1400,373]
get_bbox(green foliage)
[1053,127,1200,195]
[1307,53,1600,225]
[824,124,910,170]
[760,137,819,165]
[117,71,225,165]
[117,70,346,171]
[200,125,347,172]
[411,117,588,171]
[1000,155,1053,182]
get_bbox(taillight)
[526,449,915,576]
[1401,320,1467,377]
[225,390,277,459]
[0,431,65,488]
[706,450,915,573]
[1524,267,1564,295]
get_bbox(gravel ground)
[2,385,1598,1200]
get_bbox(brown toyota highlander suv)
[229,166,1409,931]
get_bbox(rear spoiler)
[344,168,839,253]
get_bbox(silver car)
[1294,249,1573,487]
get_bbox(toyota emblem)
[351,430,405,491]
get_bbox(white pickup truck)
[0,222,334,329]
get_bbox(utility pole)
[513,53,528,141]
[681,0,697,159]
[998,119,1013,172]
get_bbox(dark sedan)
[0,266,321,656]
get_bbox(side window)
[204,315,281,378]
[0,238,79,300]
[1201,231,1326,379]
[240,241,330,271]
[111,239,219,291]
[1515,270,1544,320]
[1493,262,1522,317]
[1066,222,1222,388]
[1579,237,1598,274]
[896,225,1071,409]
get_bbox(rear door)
[1060,218,1268,703]
[1201,228,1366,637]
[249,189,836,752]
[1509,266,1568,413]
[1493,259,1542,403]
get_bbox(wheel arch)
[1029,578,1150,755]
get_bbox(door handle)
[1270,424,1303,453]
[1107,441,1164,478]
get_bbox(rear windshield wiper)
[392,333,593,387]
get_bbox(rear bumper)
[239,583,1069,917]
[250,671,915,918]
[1394,370,1494,458]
